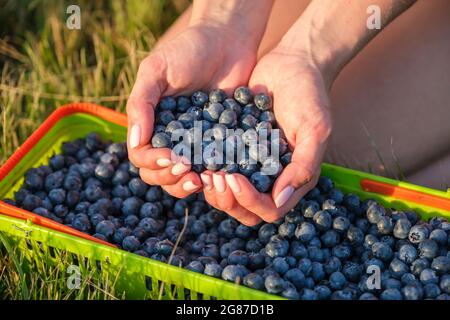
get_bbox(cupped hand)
[127,22,257,199]
[203,50,332,224]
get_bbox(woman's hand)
[126,23,257,199]
[202,50,332,225]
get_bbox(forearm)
[190,0,274,49]
[276,0,416,86]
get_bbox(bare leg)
[157,0,450,190]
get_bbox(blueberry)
[233,86,252,105]
[367,203,385,224]
[301,200,320,218]
[202,244,220,259]
[420,268,439,285]
[313,210,332,231]
[100,153,119,167]
[265,237,289,258]
[94,162,114,181]
[423,283,441,299]
[418,239,439,259]
[372,242,393,262]
[429,229,447,245]
[280,152,292,167]
[234,225,252,240]
[191,91,208,107]
[264,274,286,294]
[248,172,271,193]
[324,256,342,275]
[22,194,42,211]
[122,197,143,216]
[380,288,403,300]
[218,109,237,128]
[218,218,238,239]
[222,265,249,282]
[299,288,318,300]
[106,142,127,160]
[346,226,364,245]
[95,220,115,239]
[124,215,139,228]
[411,258,430,276]
[158,96,176,111]
[389,258,409,279]
[237,157,257,177]
[393,218,411,239]
[402,283,424,300]
[236,273,263,292]
[126,178,147,198]
[72,213,91,233]
[409,225,429,244]
[48,188,66,205]
[342,261,362,282]
[32,207,50,218]
[295,222,316,242]
[277,222,295,239]
[359,292,378,300]
[203,263,223,278]
[239,114,257,131]
[255,121,272,136]
[177,112,196,129]
[165,120,184,136]
[151,132,172,148]
[186,106,203,121]
[202,102,224,122]
[439,274,450,294]
[383,277,402,290]
[174,96,190,112]
[431,256,450,275]
[398,244,418,264]
[113,227,132,244]
[137,217,160,236]
[144,186,162,202]
[49,154,65,170]
[377,216,393,234]
[24,172,44,191]
[332,244,352,261]
[401,273,418,286]
[297,258,313,277]
[329,271,347,290]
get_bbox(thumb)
[127,53,167,150]
[271,128,328,209]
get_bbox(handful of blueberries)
[4,133,450,300]
[151,87,291,193]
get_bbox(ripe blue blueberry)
[122,197,143,216]
[218,109,237,128]
[429,229,447,245]
[254,93,272,111]
[329,271,347,290]
[249,172,272,193]
[420,268,439,285]
[402,283,424,300]
[265,237,289,258]
[372,242,393,262]
[264,274,287,294]
[191,91,208,107]
[202,102,224,122]
[295,222,316,243]
[393,218,411,239]
[408,225,429,245]
[234,86,252,105]
[128,178,147,197]
[301,200,320,218]
[158,97,177,111]
[389,258,409,279]
[431,256,450,275]
[222,265,249,282]
[346,226,364,245]
[151,132,173,148]
[418,239,439,259]
[95,220,115,239]
[367,203,385,224]
[313,210,332,231]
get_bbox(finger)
[272,129,328,209]
[139,160,191,186]
[160,172,202,198]
[128,147,175,170]
[127,53,167,157]
[224,173,282,223]
[211,172,262,226]
[200,171,218,206]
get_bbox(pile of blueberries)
[151,87,291,193]
[4,133,450,300]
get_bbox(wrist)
[189,0,274,51]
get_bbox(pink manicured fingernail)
[182,181,199,192]
[274,186,295,208]
[225,174,241,194]
[213,174,226,193]
[130,124,141,149]
[200,174,212,190]
[171,162,189,175]
[156,158,172,167]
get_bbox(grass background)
[0,0,188,300]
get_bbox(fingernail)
[274,186,295,208]
[171,162,190,175]
[200,174,212,190]
[225,174,240,194]
[130,124,141,149]
[183,180,199,192]
[156,158,172,167]
[213,174,226,193]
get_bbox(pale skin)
[127,0,449,226]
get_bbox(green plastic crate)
[0,106,449,300]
